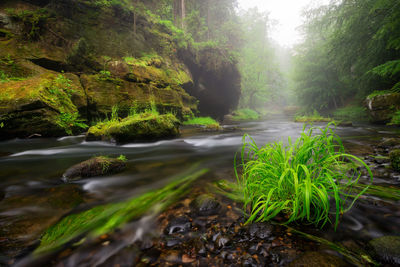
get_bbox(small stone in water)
[190,194,221,216]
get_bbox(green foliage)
[294,110,332,123]
[389,110,400,125]
[231,109,260,121]
[332,106,367,121]
[0,70,8,82]
[111,105,119,121]
[118,155,127,162]
[35,167,208,255]
[294,0,400,112]
[183,117,219,127]
[6,8,49,40]
[57,112,88,135]
[232,124,372,228]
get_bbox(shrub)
[233,124,372,229]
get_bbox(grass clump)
[183,117,219,126]
[388,110,400,125]
[232,109,260,121]
[35,167,208,255]
[228,124,372,229]
[294,110,332,123]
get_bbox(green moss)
[6,8,50,40]
[35,167,208,255]
[367,90,393,99]
[87,113,180,142]
[388,110,400,125]
[295,110,332,123]
[231,109,260,121]
[183,117,219,127]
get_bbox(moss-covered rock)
[63,156,127,181]
[86,113,180,143]
[389,149,400,171]
[366,92,400,124]
[0,72,87,139]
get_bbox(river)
[0,115,399,266]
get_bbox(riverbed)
[1,116,399,266]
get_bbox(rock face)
[368,236,400,265]
[0,0,240,139]
[179,47,241,119]
[0,0,241,140]
[86,113,180,143]
[366,93,400,124]
[63,156,127,181]
[389,149,400,171]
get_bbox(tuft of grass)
[35,167,208,255]
[232,109,260,121]
[295,110,332,123]
[118,154,128,162]
[183,117,219,127]
[231,123,372,229]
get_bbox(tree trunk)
[181,0,185,29]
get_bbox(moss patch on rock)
[63,156,127,181]
[0,72,87,139]
[86,113,180,143]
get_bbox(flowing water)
[1,115,400,265]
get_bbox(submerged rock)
[389,149,400,171]
[190,194,221,216]
[368,236,400,265]
[288,251,347,267]
[86,114,180,143]
[63,156,127,181]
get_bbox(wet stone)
[368,236,400,265]
[190,194,221,216]
[288,251,347,267]
[164,216,191,235]
[248,222,273,240]
[62,156,126,181]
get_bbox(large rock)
[368,236,400,265]
[63,156,127,181]
[86,113,180,143]
[366,93,400,124]
[0,72,87,140]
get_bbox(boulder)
[0,73,87,140]
[366,93,400,124]
[86,113,180,143]
[368,236,400,265]
[63,156,127,181]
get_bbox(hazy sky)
[238,0,330,47]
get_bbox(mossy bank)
[0,0,241,140]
